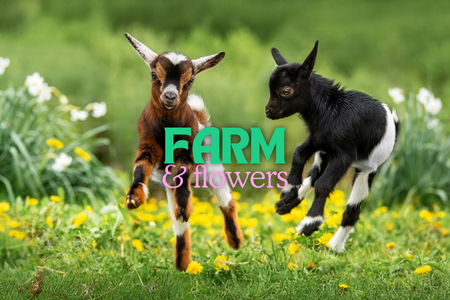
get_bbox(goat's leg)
[328,169,377,253]
[293,151,329,205]
[172,168,194,222]
[126,152,154,209]
[205,162,243,249]
[166,187,191,271]
[276,137,317,214]
[296,158,351,236]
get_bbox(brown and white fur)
[124,33,242,271]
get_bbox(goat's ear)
[271,48,288,65]
[125,33,158,67]
[301,40,319,78]
[192,52,225,75]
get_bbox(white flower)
[0,57,10,75]
[70,109,89,121]
[388,88,405,104]
[91,102,107,118]
[59,95,69,105]
[416,87,433,105]
[51,153,72,172]
[25,72,45,96]
[424,97,442,115]
[36,83,52,103]
[427,118,439,129]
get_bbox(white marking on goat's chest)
[164,52,188,65]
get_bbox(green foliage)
[371,89,450,207]
[0,84,123,204]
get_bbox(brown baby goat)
[124,33,242,271]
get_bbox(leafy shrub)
[0,70,123,205]
[371,88,449,207]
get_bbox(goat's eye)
[280,87,293,97]
[185,78,194,87]
[151,72,159,82]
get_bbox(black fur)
[267,41,399,237]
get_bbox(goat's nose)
[265,107,271,115]
[164,92,177,101]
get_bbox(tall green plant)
[371,88,449,207]
[0,70,123,205]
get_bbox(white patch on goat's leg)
[166,188,189,236]
[328,226,354,253]
[206,162,232,208]
[296,215,324,234]
[139,183,149,198]
[298,176,313,199]
[347,171,370,206]
[282,183,299,194]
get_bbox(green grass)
[1,191,449,299]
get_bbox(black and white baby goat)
[265,41,399,253]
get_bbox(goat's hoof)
[296,217,323,236]
[126,194,142,209]
[275,198,301,215]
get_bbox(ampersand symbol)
[163,165,187,188]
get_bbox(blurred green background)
[1,0,449,177]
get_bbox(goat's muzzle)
[161,91,179,110]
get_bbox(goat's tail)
[187,94,211,127]
[392,109,400,141]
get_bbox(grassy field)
[1,190,449,299]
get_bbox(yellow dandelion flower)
[92,241,98,248]
[74,147,92,162]
[46,138,64,150]
[405,252,413,260]
[46,216,54,228]
[419,210,434,222]
[414,265,432,275]
[309,263,315,270]
[438,211,445,218]
[9,220,20,229]
[85,205,94,212]
[384,221,394,232]
[440,228,450,237]
[386,242,395,249]
[288,263,297,270]
[288,241,300,254]
[372,206,388,217]
[132,239,144,251]
[391,211,401,218]
[50,195,61,203]
[73,212,87,228]
[0,202,10,212]
[231,191,241,201]
[273,233,290,244]
[9,230,27,239]
[215,255,230,271]
[26,198,39,206]
[185,261,203,274]
[339,283,350,290]
[316,232,333,248]
[285,227,296,235]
